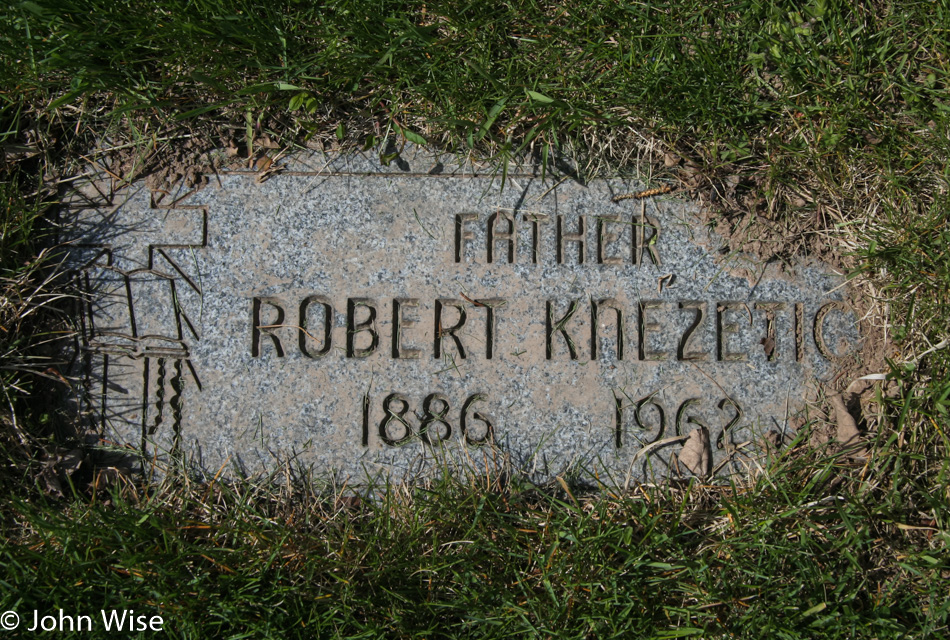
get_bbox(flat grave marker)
[67,152,861,482]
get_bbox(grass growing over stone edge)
[0,0,948,637]
[2,444,948,639]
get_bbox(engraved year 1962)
[614,392,744,452]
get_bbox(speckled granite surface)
[65,149,860,483]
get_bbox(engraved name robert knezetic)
[248,209,857,453]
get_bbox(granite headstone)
[66,151,860,483]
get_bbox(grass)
[2,1,947,196]
[0,0,949,637]
[2,450,947,639]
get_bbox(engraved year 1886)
[361,391,494,448]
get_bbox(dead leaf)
[259,134,280,149]
[761,336,775,359]
[254,155,273,172]
[663,152,682,167]
[677,427,711,477]
[845,378,874,397]
[829,393,867,458]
